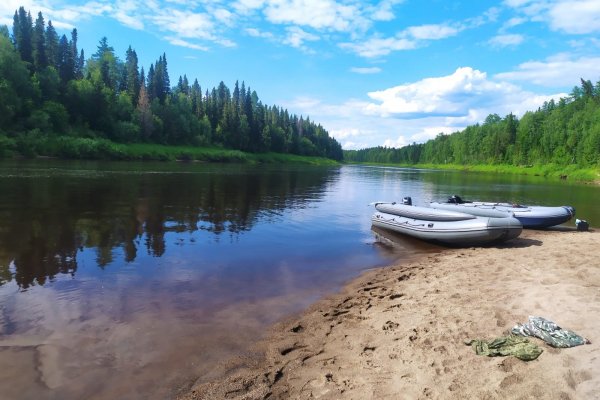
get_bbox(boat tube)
[430,195,575,228]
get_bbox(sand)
[179,229,600,400]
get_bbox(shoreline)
[179,229,599,399]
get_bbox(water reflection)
[0,162,339,289]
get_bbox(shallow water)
[0,160,596,399]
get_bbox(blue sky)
[2,0,600,149]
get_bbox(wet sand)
[179,229,600,399]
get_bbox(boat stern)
[487,216,523,242]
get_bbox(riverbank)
[347,161,600,183]
[0,136,339,165]
[179,229,599,399]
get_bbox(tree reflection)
[0,165,338,289]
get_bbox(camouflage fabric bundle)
[511,316,589,348]
[465,335,543,361]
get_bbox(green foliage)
[0,7,342,163]
[0,135,17,158]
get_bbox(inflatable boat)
[430,195,575,228]
[371,198,522,246]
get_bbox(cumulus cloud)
[364,67,565,123]
[365,67,506,118]
[494,54,600,87]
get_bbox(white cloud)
[245,27,274,39]
[330,127,363,140]
[152,10,214,39]
[494,54,600,87]
[364,67,564,123]
[212,8,234,26]
[232,0,266,13]
[340,36,417,58]
[501,16,527,31]
[383,136,408,148]
[404,24,459,40]
[340,17,479,58]
[262,0,364,32]
[548,0,600,34]
[350,66,382,74]
[506,0,600,34]
[365,67,502,118]
[368,0,403,22]
[283,26,319,49]
[114,10,145,30]
[488,33,524,47]
[165,36,209,51]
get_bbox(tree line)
[345,78,600,167]
[0,7,343,161]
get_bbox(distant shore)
[346,161,600,183]
[179,229,599,399]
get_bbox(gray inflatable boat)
[372,198,522,246]
[430,195,575,228]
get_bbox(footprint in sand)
[499,373,523,389]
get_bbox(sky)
[2,0,600,150]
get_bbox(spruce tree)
[125,46,140,103]
[32,12,47,71]
[13,7,34,66]
[45,21,58,68]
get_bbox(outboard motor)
[448,195,464,204]
[402,196,412,206]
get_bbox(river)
[0,160,596,399]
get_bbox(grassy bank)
[350,161,600,183]
[0,135,339,165]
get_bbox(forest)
[0,7,343,161]
[344,78,600,168]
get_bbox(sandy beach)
[179,229,599,400]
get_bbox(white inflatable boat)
[372,198,522,246]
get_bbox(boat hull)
[372,211,522,246]
[430,202,575,228]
